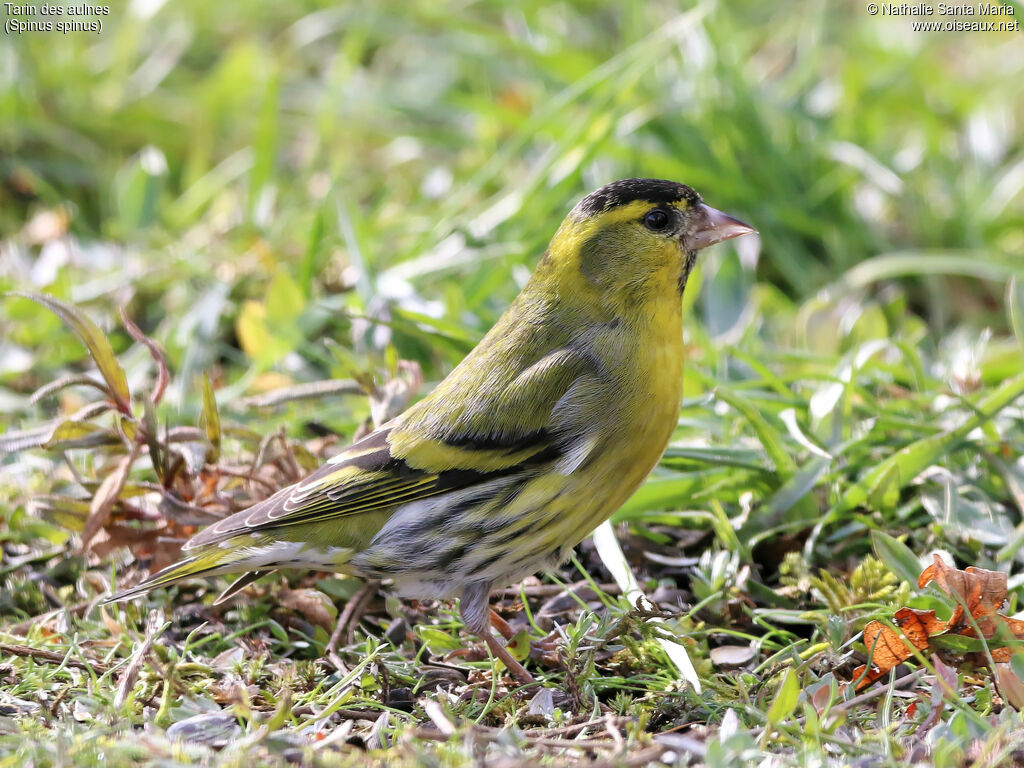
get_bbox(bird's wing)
[185,346,602,550]
[386,345,603,473]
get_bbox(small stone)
[710,645,756,668]
[166,712,241,748]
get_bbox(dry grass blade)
[80,445,140,551]
[113,612,170,709]
[29,374,111,405]
[238,379,364,409]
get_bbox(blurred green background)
[3,0,1021,305]
[1,0,1022,548]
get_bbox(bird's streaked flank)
[104,178,756,684]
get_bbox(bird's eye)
[643,209,670,231]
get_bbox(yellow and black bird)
[106,178,756,683]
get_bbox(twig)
[292,704,383,721]
[29,374,111,405]
[525,718,618,738]
[326,580,381,661]
[165,427,204,443]
[47,684,71,716]
[833,670,924,712]
[604,712,625,751]
[412,724,636,751]
[114,615,170,709]
[276,430,302,481]
[0,642,111,673]
[238,379,365,409]
[492,583,622,598]
[587,746,667,768]
[408,715,634,746]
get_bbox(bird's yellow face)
[542,179,755,310]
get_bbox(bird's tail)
[101,545,244,604]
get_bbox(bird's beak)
[684,203,757,252]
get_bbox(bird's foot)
[480,631,535,686]
[489,609,561,664]
[447,626,537,686]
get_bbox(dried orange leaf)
[919,554,1007,613]
[851,663,886,690]
[919,554,1009,634]
[962,566,1007,622]
[859,607,944,690]
[997,616,1024,637]
[859,556,1024,692]
[957,614,1024,651]
[900,606,950,637]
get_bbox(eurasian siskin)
[105,178,756,683]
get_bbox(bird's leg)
[461,583,534,686]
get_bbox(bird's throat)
[678,250,698,294]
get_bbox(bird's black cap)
[573,178,701,218]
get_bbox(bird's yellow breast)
[539,293,685,549]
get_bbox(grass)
[2,0,1024,766]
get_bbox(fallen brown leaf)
[81,448,138,551]
[278,588,337,632]
[857,554,1024,692]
